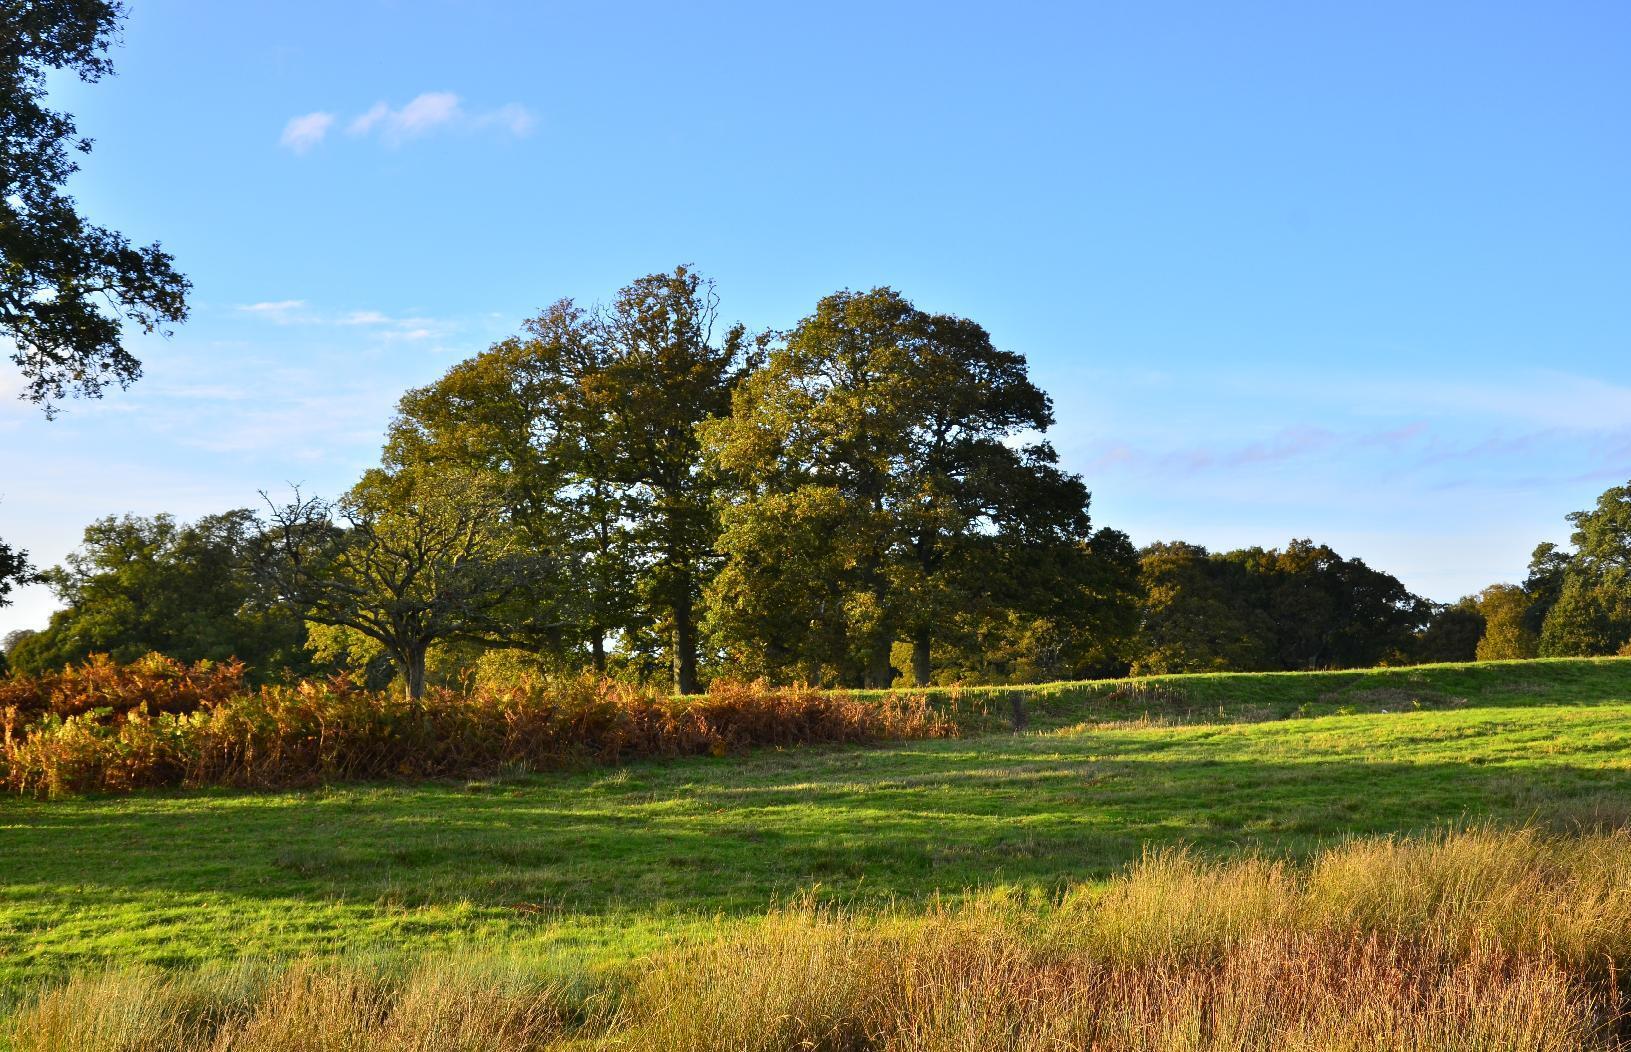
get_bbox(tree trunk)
[402,646,428,703]
[866,635,893,689]
[591,629,606,674]
[673,590,699,695]
[912,628,932,687]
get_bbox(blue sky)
[3,0,1629,635]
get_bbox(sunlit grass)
[1,658,1627,990]
[7,826,1628,1050]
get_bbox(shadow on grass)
[5,709,1629,921]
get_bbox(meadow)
[3,657,1630,1048]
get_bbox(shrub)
[0,652,247,725]
[0,658,958,796]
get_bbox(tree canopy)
[386,266,747,692]
[1533,482,1631,657]
[255,472,543,700]
[16,266,1622,690]
[5,511,302,676]
[1133,539,1429,674]
[704,287,1109,687]
[2,0,189,412]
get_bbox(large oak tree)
[704,288,1104,688]
[388,266,747,693]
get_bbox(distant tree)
[1522,542,1570,638]
[1537,482,1631,656]
[1132,539,1428,674]
[1222,540,1428,670]
[1473,584,1538,661]
[705,287,1103,688]
[5,511,304,676]
[1,628,37,653]
[1132,542,1275,674]
[1414,599,1484,664]
[2,0,189,412]
[255,472,543,701]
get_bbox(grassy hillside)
[1,657,1627,991]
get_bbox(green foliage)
[256,472,540,700]
[704,287,1115,688]
[1415,598,1485,663]
[388,300,635,671]
[0,537,35,609]
[926,526,1144,683]
[7,511,305,678]
[1133,539,1428,674]
[388,266,747,692]
[1476,584,1540,661]
[1529,482,1631,657]
[1134,541,1274,674]
[2,0,190,411]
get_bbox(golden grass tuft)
[7,826,1630,1051]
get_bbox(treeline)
[3,268,1629,694]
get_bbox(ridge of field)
[0,657,1627,989]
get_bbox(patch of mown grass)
[0,658,1627,990]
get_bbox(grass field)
[2,657,1628,996]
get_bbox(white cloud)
[476,102,536,137]
[234,301,460,348]
[389,91,463,139]
[236,300,308,322]
[332,93,536,147]
[348,101,389,136]
[279,112,334,153]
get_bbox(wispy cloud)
[1080,422,1439,479]
[283,92,534,152]
[279,112,334,153]
[234,300,463,349]
[236,300,309,322]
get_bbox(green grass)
[2,657,1628,990]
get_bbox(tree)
[256,472,541,701]
[705,287,1101,687]
[387,267,746,693]
[1133,542,1275,674]
[596,267,749,693]
[3,0,189,412]
[1474,584,1538,661]
[1522,542,1570,639]
[387,301,633,671]
[1536,482,1631,656]
[4,511,304,676]
[1414,599,1484,664]
[1222,540,1428,670]
[932,528,1143,684]
[1131,539,1428,674]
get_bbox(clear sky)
[3,0,1629,636]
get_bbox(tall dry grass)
[7,826,1630,1051]
[0,660,957,797]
